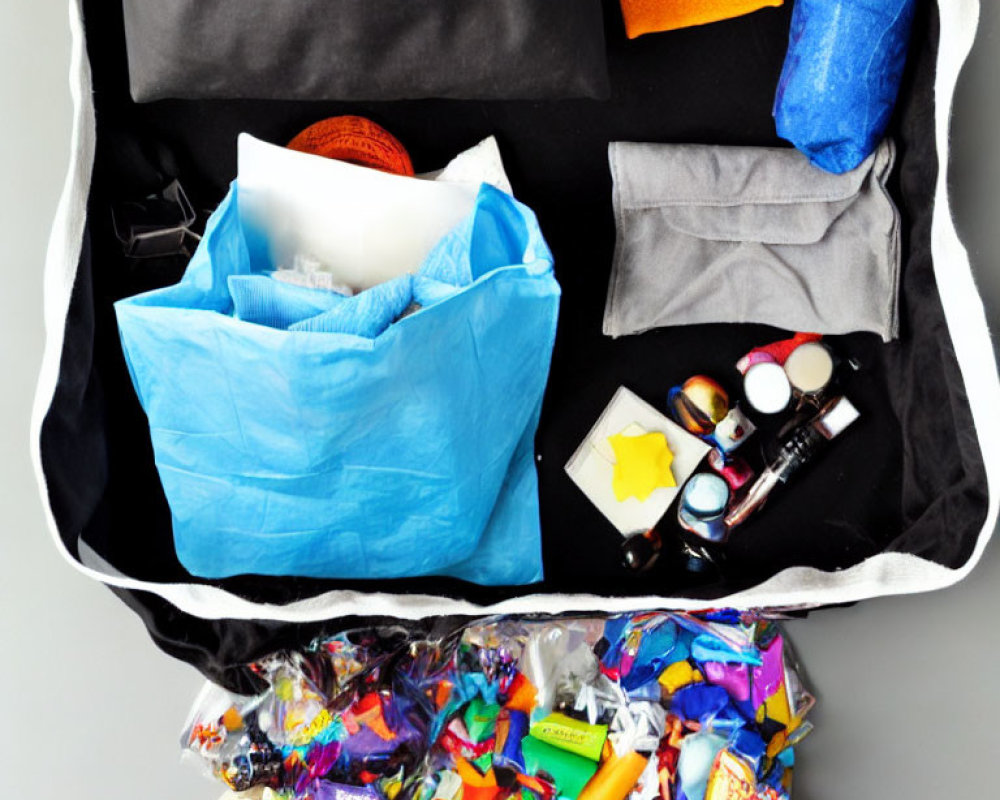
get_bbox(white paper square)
[565,387,711,536]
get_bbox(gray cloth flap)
[122,0,610,102]
[604,141,900,341]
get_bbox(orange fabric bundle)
[620,0,783,38]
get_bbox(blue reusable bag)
[115,184,560,585]
[773,0,916,174]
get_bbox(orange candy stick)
[577,750,650,800]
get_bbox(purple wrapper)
[702,662,750,703]
[342,695,423,762]
[750,636,785,710]
[305,781,381,800]
[342,725,400,759]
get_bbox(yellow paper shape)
[608,431,676,502]
[658,661,704,694]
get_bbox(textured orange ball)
[287,115,415,176]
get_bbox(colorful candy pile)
[183,612,813,800]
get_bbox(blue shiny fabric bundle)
[773,0,917,174]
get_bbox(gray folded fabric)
[604,140,900,341]
[122,0,609,102]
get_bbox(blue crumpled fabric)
[288,274,414,336]
[670,685,750,732]
[228,274,348,329]
[600,614,694,692]
[773,0,916,174]
[228,273,415,336]
[622,620,682,692]
[115,183,560,584]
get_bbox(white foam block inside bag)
[565,387,711,535]
[237,134,483,291]
[420,135,514,196]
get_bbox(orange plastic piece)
[288,115,415,176]
[516,774,551,795]
[620,0,784,39]
[454,757,501,800]
[504,673,538,713]
[353,693,396,741]
[436,679,455,710]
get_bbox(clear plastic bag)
[183,612,813,800]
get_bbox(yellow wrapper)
[529,713,608,762]
[705,750,757,800]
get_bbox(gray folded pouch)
[604,140,900,341]
[122,0,609,102]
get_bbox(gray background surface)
[1,2,997,798]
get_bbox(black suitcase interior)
[39,0,990,688]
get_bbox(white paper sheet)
[565,387,711,536]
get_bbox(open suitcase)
[32,0,999,693]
